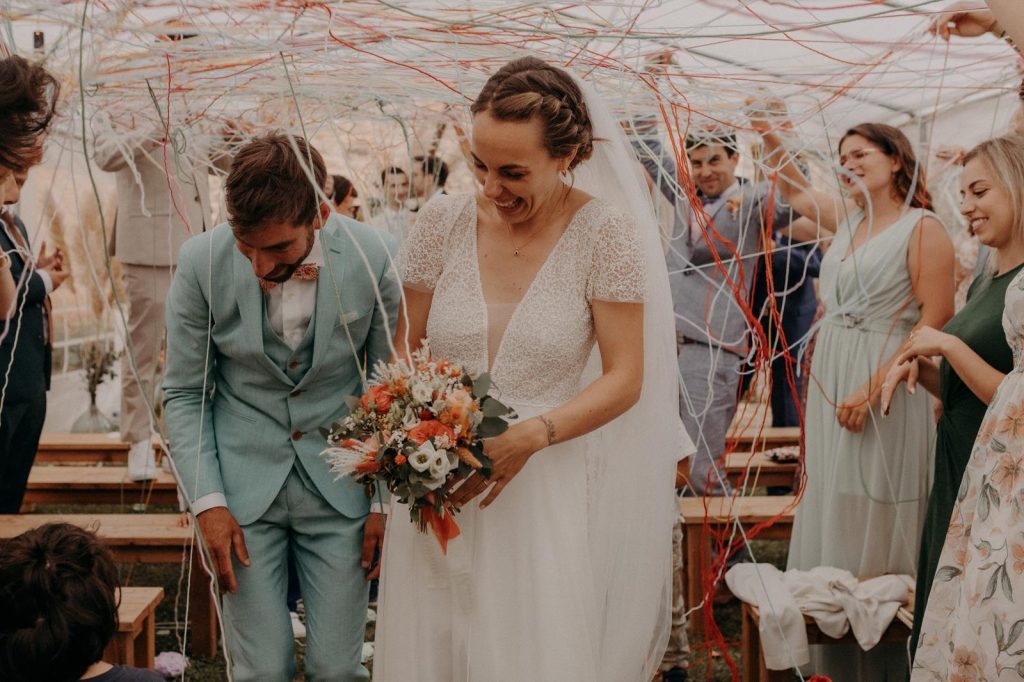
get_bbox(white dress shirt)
[191,230,384,515]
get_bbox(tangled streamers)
[1,1,1021,678]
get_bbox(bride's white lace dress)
[374,191,648,681]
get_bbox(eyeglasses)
[838,147,884,167]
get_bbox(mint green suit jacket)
[163,215,400,525]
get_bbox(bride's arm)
[450,299,644,509]
[392,286,433,361]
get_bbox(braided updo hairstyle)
[471,57,594,170]
[0,523,120,682]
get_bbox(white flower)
[401,407,421,431]
[409,441,438,473]
[428,451,451,479]
[411,382,433,404]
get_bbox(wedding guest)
[0,56,65,515]
[164,132,399,680]
[330,174,360,219]
[411,154,449,207]
[673,130,796,496]
[755,117,954,680]
[92,30,237,482]
[368,166,413,245]
[876,135,1024,669]
[0,523,163,681]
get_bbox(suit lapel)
[233,245,292,384]
[299,227,347,389]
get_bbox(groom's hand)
[196,507,250,594]
[362,512,386,581]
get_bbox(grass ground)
[36,504,794,681]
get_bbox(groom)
[163,132,400,680]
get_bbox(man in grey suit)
[93,120,233,480]
[670,131,796,497]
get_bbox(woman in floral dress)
[913,134,1024,681]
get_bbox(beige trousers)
[120,264,173,444]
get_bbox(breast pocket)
[332,306,374,357]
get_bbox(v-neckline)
[840,209,914,263]
[472,197,595,373]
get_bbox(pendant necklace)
[504,220,546,257]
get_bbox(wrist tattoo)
[537,415,557,446]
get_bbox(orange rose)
[439,389,477,434]
[360,385,395,414]
[395,454,408,465]
[407,419,456,445]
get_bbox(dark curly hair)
[0,523,120,682]
[470,57,594,170]
[0,55,60,174]
[839,123,932,210]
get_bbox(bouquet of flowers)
[321,345,515,552]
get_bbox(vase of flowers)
[71,340,119,433]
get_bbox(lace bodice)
[399,193,646,408]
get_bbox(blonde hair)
[963,134,1024,246]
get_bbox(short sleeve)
[588,206,647,302]
[398,194,467,291]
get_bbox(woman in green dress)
[881,134,1024,663]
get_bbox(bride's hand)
[448,419,549,509]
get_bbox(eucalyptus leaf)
[482,398,511,418]
[319,427,331,439]
[474,373,492,398]
[477,416,510,439]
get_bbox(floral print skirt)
[912,368,1024,681]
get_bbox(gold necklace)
[504,220,547,257]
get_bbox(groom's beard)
[261,228,315,283]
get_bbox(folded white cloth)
[726,565,913,671]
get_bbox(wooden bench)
[740,602,912,681]
[679,495,796,635]
[725,452,798,490]
[35,433,163,464]
[24,466,180,507]
[727,426,801,450]
[0,514,217,657]
[36,433,130,463]
[104,587,164,669]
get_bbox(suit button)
[290,389,304,397]
[291,430,303,441]
[288,359,299,369]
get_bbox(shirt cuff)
[370,502,387,515]
[190,492,228,516]
[37,269,53,294]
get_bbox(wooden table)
[679,496,796,636]
[0,514,217,657]
[727,426,801,451]
[24,466,179,507]
[725,452,798,490]
[105,587,165,669]
[741,602,912,681]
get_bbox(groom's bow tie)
[259,263,320,292]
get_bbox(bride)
[375,57,682,681]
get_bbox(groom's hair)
[0,523,120,682]
[226,132,327,234]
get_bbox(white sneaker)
[290,611,306,639]
[127,440,157,481]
